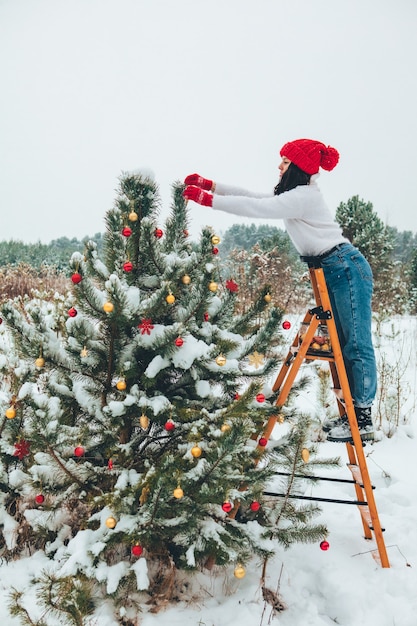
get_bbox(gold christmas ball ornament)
[105,516,117,529]
[166,293,176,304]
[181,274,191,285]
[264,293,272,303]
[5,407,16,419]
[215,354,227,367]
[116,379,126,391]
[301,448,310,463]
[103,301,114,313]
[139,414,150,429]
[220,423,231,433]
[191,445,202,458]
[234,564,246,579]
[211,235,221,245]
[128,210,138,221]
[208,281,218,292]
[35,357,45,368]
[173,487,184,499]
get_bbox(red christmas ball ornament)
[250,500,261,512]
[234,393,240,400]
[68,307,78,317]
[222,501,233,513]
[0,317,3,324]
[122,226,132,237]
[164,420,175,432]
[183,229,189,236]
[123,261,133,272]
[35,494,45,504]
[258,437,268,447]
[108,458,114,470]
[212,247,219,255]
[74,446,85,457]
[282,320,291,330]
[203,312,209,322]
[154,228,163,239]
[131,544,143,557]
[320,540,330,551]
[71,272,82,284]
[256,393,265,403]
[175,337,184,347]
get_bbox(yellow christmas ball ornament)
[208,281,218,292]
[301,448,310,463]
[234,564,246,579]
[116,379,126,391]
[35,357,45,368]
[5,407,16,419]
[128,210,138,221]
[139,414,149,429]
[211,235,221,245]
[105,516,117,529]
[166,293,176,304]
[103,301,114,313]
[181,274,191,285]
[173,487,184,499]
[264,293,272,303]
[191,445,202,458]
[220,423,231,433]
[215,354,227,367]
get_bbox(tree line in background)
[0,197,416,314]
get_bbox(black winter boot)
[326,406,374,443]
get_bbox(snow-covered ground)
[1,316,416,626]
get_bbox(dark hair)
[274,163,311,196]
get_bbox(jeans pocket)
[350,253,373,282]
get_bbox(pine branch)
[46,444,101,494]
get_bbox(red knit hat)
[280,138,339,175]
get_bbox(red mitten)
[183,185,213,207]
[184,173,213,190]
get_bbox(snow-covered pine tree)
[0,172,333,622]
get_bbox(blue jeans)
[320,243,377,408]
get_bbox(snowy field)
[0,316,416,626]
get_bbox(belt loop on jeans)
[318,243,348,260]
[300,243,348,266]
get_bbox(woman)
[183,138,376,443]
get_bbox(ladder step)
[358,505,373,529]
[332,388,346,406]
[290,346,335,361]
[357,504,384,531]
[347,464,375,489]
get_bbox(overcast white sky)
[1,0,416,244]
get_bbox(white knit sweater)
[213,175,348,257]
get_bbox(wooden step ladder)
[262,258,390,568]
